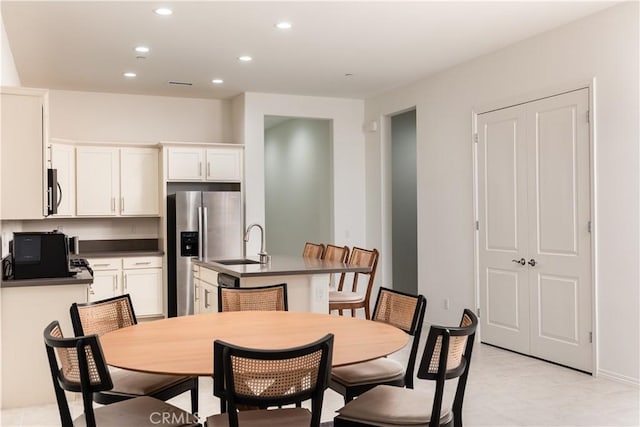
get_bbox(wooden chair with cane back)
[329,247,379,319]
[303,242,325,259]
[69,294,199,413]
[330,287,426,403]
[217,283,288,312]
[323,244,350,290]
[207,334,334,427]
[334,309,478,427]
[44,320,199,427]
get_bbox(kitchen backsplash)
[0,217,160,257]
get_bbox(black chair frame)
[70,294,199,412]
[213,333,334,427]
[329,287,426,402]
[44,320,113,427]
[334,309,478,427]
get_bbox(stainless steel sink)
[213,258,261,265]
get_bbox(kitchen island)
[192,255,369,313]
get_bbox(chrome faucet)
[244,223,270,264]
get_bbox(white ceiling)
[1,1,616,100]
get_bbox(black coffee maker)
[11,231,72,279]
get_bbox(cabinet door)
[1,92,44,219]
[120,148,159,215]
[49,143,76,216]
[89,270,120,302]
[76,147,119,216]
[193,278,202,314]
[206,148,242,181]
[200,281,218,313]
[166,147,205,181]
[124,268,163,317]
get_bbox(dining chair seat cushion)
[329,291,364,303]
[336,385,451,426]
[207,407,312,427]
[74,396,198,427]
[331,358,405,386]
[109,367,191,396]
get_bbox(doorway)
[264,116,333,256]
[390,109,418,295]
[476,88,593,372]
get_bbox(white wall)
[265,118,332,255]
[365,2,639,384]
[238,92,366,257]
[0,11,20,87]
[3,218,159,242]
[48,89,233,143]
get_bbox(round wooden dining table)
[100,311,409,376]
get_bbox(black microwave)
[11,231,71,279]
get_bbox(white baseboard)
[597,368,640,387]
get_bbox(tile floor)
[2,343,638,426]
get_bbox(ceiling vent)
[168,81,193,86]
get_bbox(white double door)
[477,88,592,372]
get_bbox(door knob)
[511,258,526,266]
[528,258,537,267]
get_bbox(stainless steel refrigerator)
[167,191,243,316]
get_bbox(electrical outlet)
[444,298,450,310]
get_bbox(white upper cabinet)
[166,145,242,182]
[206,148,242,181]
[76,147,119,216]
[166,147,205,181]
[76,145,160,217]
[48,143,76,216]
[1,89,46,220]
[120,148,159,216]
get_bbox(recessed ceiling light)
[212,79,224,84]
[123,72,137,78]
[238,55,253,62]
[135,46,150,53]
[275,22,292,30]
[154,8,173,16]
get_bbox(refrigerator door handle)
[203,207,209,260]
[198,206,203,260]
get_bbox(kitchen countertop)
[193,255,370,278]
[76,251,164,258]
[1,269,93,288]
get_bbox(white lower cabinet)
[200,281,218,313]
[124,268,163,317]
[193,265,218,314]
[88,256,163,317]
